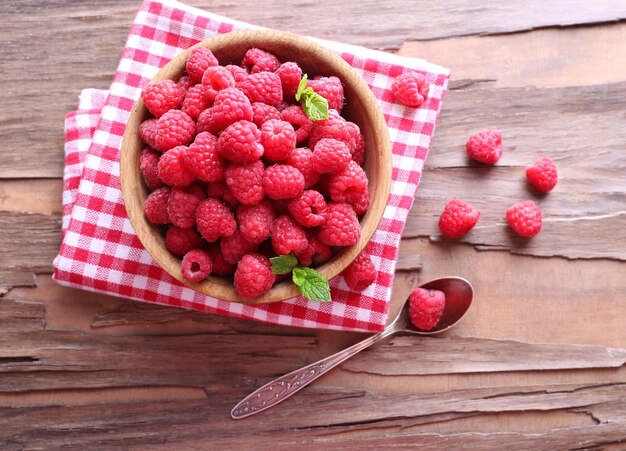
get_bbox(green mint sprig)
[270,254,331,302]
[295,74,329,121]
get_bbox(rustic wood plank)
[0,270,36,296]
[0,179,63,215]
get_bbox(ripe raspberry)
[155,110,196,151]
[181,249,213,283]
[276,101,290,112]
[352,133,365,165]
[157,146,196,187]
[139,119,159,149]
[139,147,165,191]
[506,200,542,238]
[197,88,253,135]
[186,46,219,84]
[217,120,264,164]
[221,230,258,264]
[196,198,237,242]
[167,184,206,228]
[144,187,170,224]
[225,65,248,83]
[286,147,319,188]
[141,80,185,118]
[308,76,344,112]
[181,84,211,120]
[275,62,302,100]
[184,132,224,183]
[409,288,445,331]
[353,190,370,216]
[225,160,265,206]
[312,138,351,174]
[343,252,376,290]
[288,190,327,227]
[294,234,332,267]
[206,244,237,276]
[438,199,480,239]
[251,102,281,128]
[261,119,296,162]
[234,253,276,298]
[201,66,236,100]
[392,71,430,108]
[262,164,305,200]
[309,112,359,153]
[271,215,308,255]
[242,48,280,73]
[177,75,192,94]
[206,180,239,207]
[526,157,558,193]
[238,72,283,106]
[165,226,204,256]
[280,105,313,143]
[466,130,502,165]
[237,200,275,244]
[329,160,368,204]
[319,203,360,247]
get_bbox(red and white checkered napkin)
[53,0,450,332]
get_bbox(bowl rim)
[120,29,392,304]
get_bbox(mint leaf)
[295,74,308,101]
[270,254,298,275]
[303,91,329,121]
[292,267,331,302]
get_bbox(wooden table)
[2,1,626,448]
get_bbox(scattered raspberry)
[242,48,281,73]
[185,132,224,183]
[201,66,236,100]
[177,75,192,94]
[275,62,302,100]
[506,200,542,238]
[186,47,219,84]
[280,105,313,143]
[157,146,196,187]
[238,71,283,107]
[167,184,206,228]
[294,234,332,266]
[288,190,327,227]
[312,138,351,174]
[286,147,319,188]
[251,102,281,127]
[308,76,344,112]
[343,252,376,290]
[197,87,253,135]
[353,190,370,216]
[237,200,275,244]
[225,65,248,83]
[139,147,165,191]
[352,133,365,165]
[329,160,368,205]
[438,199,480,239]
[224,160,265,206]
[526,157,558,193]
[139,119,159,149]
[144,187,170,224]
[409,288,445,331]
[196,198,237,242]
[234,253,276,298]
[271,215,308,255]
[261,119,296,162]
[217,120,264,163]
[221,230,258,264]
[155,110,196,151]
[466,130,502,165]
[181,84,212,120]
[181,249,213,283]
[319,203,360,247]
[262,164,305,200]
[392,71,429,108]
[165,226,204,256]
[206,244,237,276]
[141,80,185,118]
[206,180,239,207]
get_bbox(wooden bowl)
[120,30,391,304]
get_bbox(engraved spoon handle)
[231,329,394,419]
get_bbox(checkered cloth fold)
[53,0,450,332]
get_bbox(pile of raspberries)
[138,47,373,298]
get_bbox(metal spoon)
[231,276,474,419]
